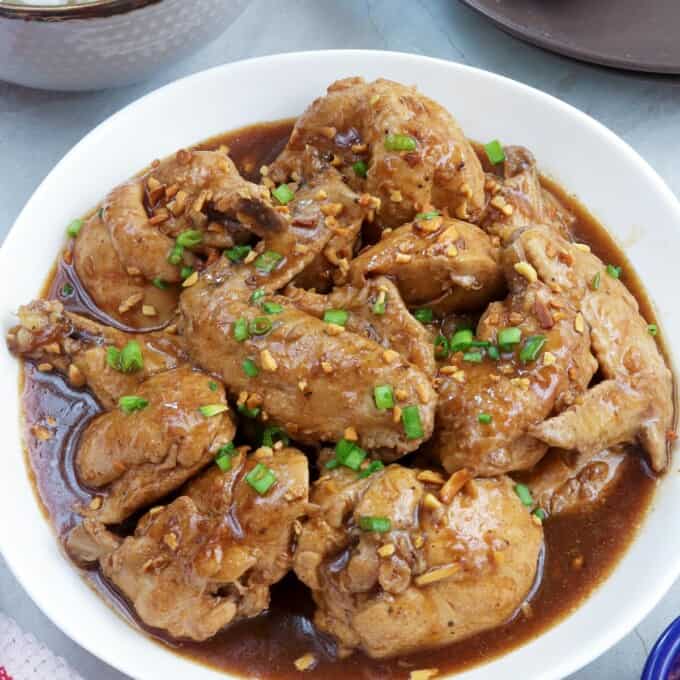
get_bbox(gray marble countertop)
[1,1,679,678]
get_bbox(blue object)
[642,617,680,680]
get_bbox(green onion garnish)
[648,324,658,336]
[225,245,252,262]
[246,463,277,495]
[237,403,260,418]
[359,516,392,533]
[514,483,533,507]
[208,381,218,391]
[199,404,229,417]
[434,334,450,360]
[450,329,473,353]
[242,358,259,377]
[325,458,340,470]
[262,426,289,448]
[374,385,395,410]
[272,183,295,205]
[402,405,424,440]
[233,318,249,342]
[215,442,236,471]
[254,250,284,273]
[335,439,367,471]
[478,413,492,424]
[372,298,386,315]
[463,351,483,363]
[180,266,194,280]
[532,508,547,521]
[358,460,385,479]
[487,345,500,360]
[250,288,266,305]
[66,219,84,238]
[414,308,433,324]
[152,277,168,289]
[176,230,203,248]
[415,211,440,220]
[484,139,505,165]
[249,316,272,335]
[262,301,283,315]
[119,395,149,414]
[167,243,184,265]
[384,134,417,152]
[606,264,621,279]
[107,341,143,374]
[61,283,74,297]
[592,272,601,290]
[498,327,522,351]
[323,309,349,326]
[519,335,547,363]
[353,160,368,178]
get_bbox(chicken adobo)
[10,77,673,679]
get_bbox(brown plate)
[461,0,680,74]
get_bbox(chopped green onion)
[470,340,491,348]
[324,309,349,326]
[478,413,492,424]
[61,282,74,297]
[648,324,658,336]
[254,250,284,273]
[358,460,385,479]
[592,272,601,290]
[498,327,522,351]
[434,334,450,360]
[335,439,367,471]
[372,298,386,315]
[208,381,218,391]
[246,463,277,495]
[249,316,272,335]
[415,211,440,220]
[384,133,417,152]
[325,458,340,470]
[514,483,533,507]
[262,301,283,315]
[215,443,235,471]
[374,385,395,410]
[242,358,259,377]
[167,243,184,265]
[106,347,121,371]
[66,218,84,238]
[402,405,424,440]
[233,318,249,342]
[606,264,621,279]
[119,395,149,414]
[484,139,505,165]
[176,230,203,248]
[262,426,289,448]
[225,245,252,262]
[180,265,194,280]
[450,329,473,353]
[532,508,547,521]
[199,404,229,417]
[359,516,392,533]
[519,335,547,363]
[353,160,368,178]
[413,308,433,324]
[250,288,266,305]
[237,403,260,418]
[107,341,143,373]
[463,351,483,363]
[152,277,168,289]
[272,183,295,205]
[487,345,500,361]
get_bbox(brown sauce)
[19,119,663,678]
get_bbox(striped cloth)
[0,614,82,680]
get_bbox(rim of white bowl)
[1,50,678,680]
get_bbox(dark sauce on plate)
[20,119,663,678]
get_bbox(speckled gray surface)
[1,1,679,678]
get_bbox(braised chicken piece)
[77,366,235,524]
[349,215,504,315]
[179,263,436,458]
[103,148,284,284]
[519,446,627,516]
[270,77,486,228]
[294,460,542,658]
[509,225,673,471]
[67,447,309,641]
[7,300,185,409]
[285,276,436,377]
[73,210,179,329]
[433,278,597,476]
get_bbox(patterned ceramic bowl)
[0,0,247,91]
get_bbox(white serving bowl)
[0,50,678,680]
[0,0,247,91]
